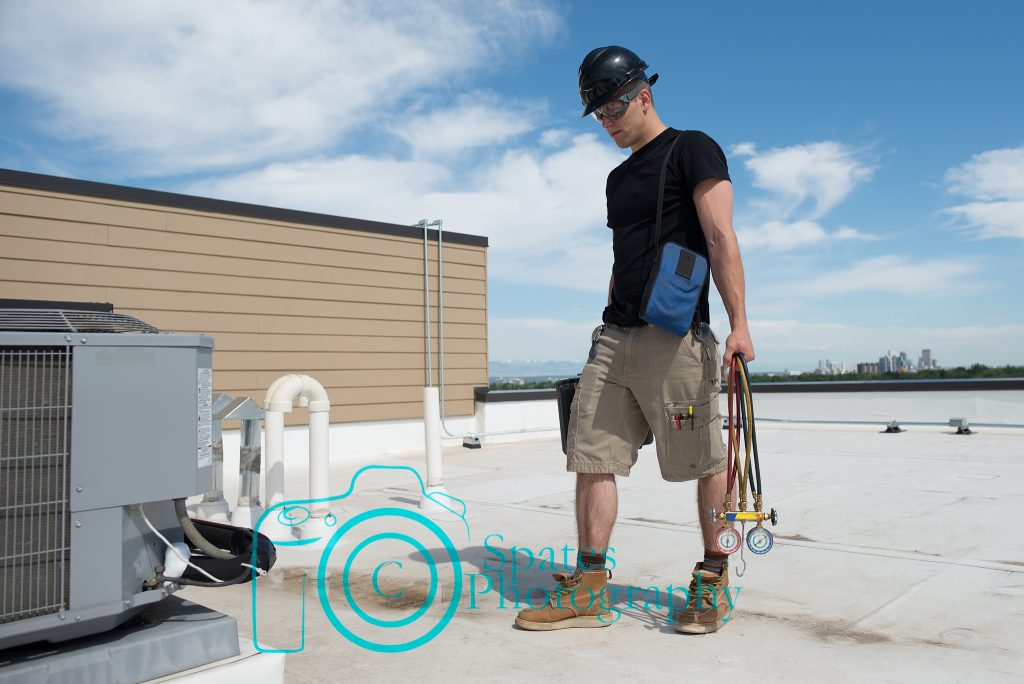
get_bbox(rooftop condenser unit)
[0,302,272,651]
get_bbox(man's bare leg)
[514,472,616,629]
[697,468,731,551]
[576,473,617,554]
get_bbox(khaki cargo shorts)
[566,322,726,482]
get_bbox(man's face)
[596,86,648,149]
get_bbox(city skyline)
[489,347,1024,380]
[819,348,940,376]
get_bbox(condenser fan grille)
[0,309,160,334]
[0,346,72,624]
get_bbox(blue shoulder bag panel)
[639,135,710,337]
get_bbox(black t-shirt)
[603,128,730,327]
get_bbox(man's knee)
[577,472,616,487]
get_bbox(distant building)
[858,362,881,374]
[817,359,852,376]
[919,349,934,369]
[879,353,893,373]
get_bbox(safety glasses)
[590,82,645,122]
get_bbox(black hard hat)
[578,46,659,117]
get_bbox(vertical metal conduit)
[436,219,459,438]
[416,217,558,442]
[420,219,433,389]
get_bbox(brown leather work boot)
[673,562,732,634]
[514,569,613,630]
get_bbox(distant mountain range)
[489,360,585,378]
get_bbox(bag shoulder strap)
[649,133,681,251]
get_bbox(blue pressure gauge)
[746,526,773,554]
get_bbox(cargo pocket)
[660,395,719,481]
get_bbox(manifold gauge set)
[709,352,778,570]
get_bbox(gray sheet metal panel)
[0,597,240,684]
[70,334,214,512]
[69,507,124,612]
[68,504,174,611]
[120,501,180,601]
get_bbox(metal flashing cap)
[578,45,658,117]
[216,396,265,422]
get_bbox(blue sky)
[1,1,1021,370]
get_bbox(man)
[515,46,754,634]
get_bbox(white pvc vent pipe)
[263,374,331,518]
[419,385,450,512]
[422,386,443,488]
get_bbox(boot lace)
[688,571,724,609]
[545,569,611,607]
[548,571,583,606]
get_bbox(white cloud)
[189,155,450,223]
[0,0,563,172]
[539,129,572,147]
[944,146,1024,239]
[790,255,980,297]
[946,201,1024,239]
[731,140,878,252]
[730,142,757,157]
[393,93,540,156]
[946,147,1024,201]
[740,141,876,220]
[193,133,625,292]
[737,219,875,251]
[833,225,873,240]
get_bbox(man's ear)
[639,88,653,111]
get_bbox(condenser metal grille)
[0,347,72,624]
[0,309,159,334]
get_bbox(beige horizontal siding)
[0,183,488,426]
[0,222,483,290]
[215,367,483,390]
[0,258,486,310]
[0,228,484,294]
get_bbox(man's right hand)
[723,324,755,369]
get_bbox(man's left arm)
[693,178,754,366]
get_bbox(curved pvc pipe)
[263,374,331,517]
